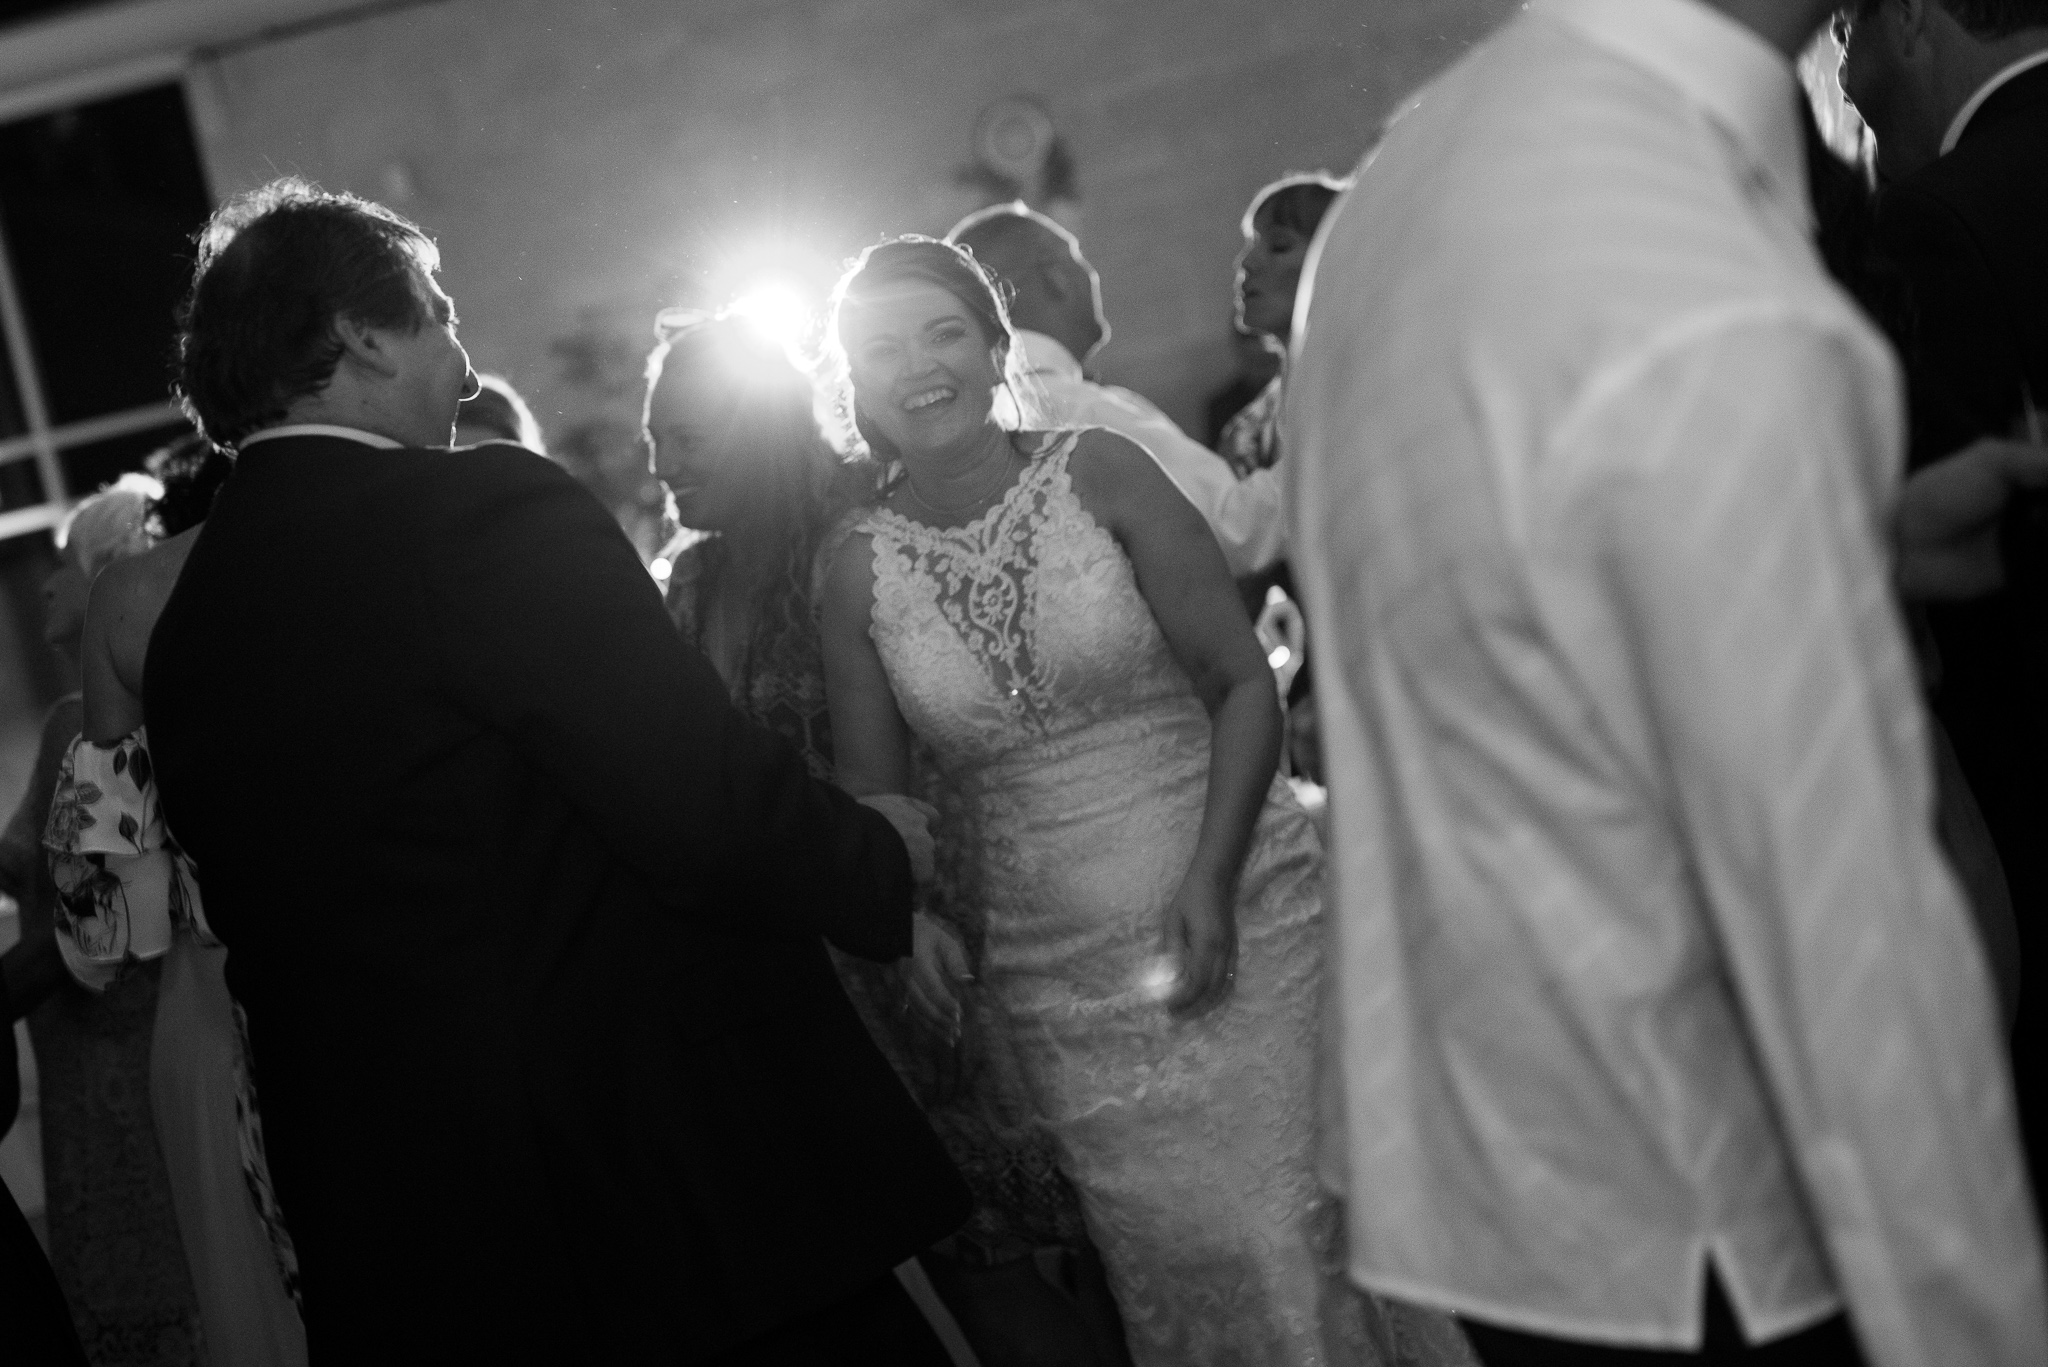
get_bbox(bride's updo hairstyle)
[822,235,1016,466]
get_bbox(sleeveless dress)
[856,433,1474,1366]
[665,524,1091,1263]
[45,729,307,1367]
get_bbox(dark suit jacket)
[1873,61,2048,1177]
[145,434,968,1363]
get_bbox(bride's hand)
[1161,877,1238,1018]
[903,911,972,1041]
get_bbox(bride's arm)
[822,532,967,1034]
[1067,429,1282,1016]
[821,531,912,798]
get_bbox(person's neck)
[901,422,1016,519]
[278,388,428,448]
[1695,0,1835,59]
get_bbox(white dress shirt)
[1941,47,2048,155]
[1287,1,2047,1363]
[1005,330,1286,575]
[236,423,402,451]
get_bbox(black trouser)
[1463,1274,1865,1367]
[708,1272,954,1367]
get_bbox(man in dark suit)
[146,179,969,1363]
[1839,0,2048,1208]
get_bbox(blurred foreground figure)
[1288,2,2046,1365]
[1838,0,2048,1209]
[145,178,967,1363]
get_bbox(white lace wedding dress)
[855,433,1474,1366]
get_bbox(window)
[0,78,212,541]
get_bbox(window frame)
[0,50,205,542]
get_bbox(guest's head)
[945,202,1107,364]
[176,176,478,450]
[644,310,843,535]
[1836,0,2048,180]
[144,432,233,539]
[826,236,1015,466]
[1234,172,1349,345]
[43,473,162,654]
[456,373,546,452]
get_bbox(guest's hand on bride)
[1162,878,1239,1017]
[904,911,972,1041]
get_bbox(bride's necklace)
[905,437,1015,518]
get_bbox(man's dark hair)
[175,177,440,445]
[1941,0,2048,38]
[144,431,234,538]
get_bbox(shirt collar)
[1533,0,1811,232]
[1941,48,2048,155]
[1011,330,1085,384]
[236,423,405,452]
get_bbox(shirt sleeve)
[422,446,915,960]
[1084,386,1288,575]
[1545,309,2047,1367]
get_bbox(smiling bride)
[817,235,1475,1367]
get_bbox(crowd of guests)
[2,0,2046,1363]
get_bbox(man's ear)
[1889,0,1931,52]
[333,314,401,380]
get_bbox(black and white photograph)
[0,0,2044,1363]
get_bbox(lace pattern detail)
[863,439,1081,736]
[857,431,1476,1365]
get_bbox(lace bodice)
[855,432,1471,1365]
[858,433,1203,779]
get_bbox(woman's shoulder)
[91,527,196,623]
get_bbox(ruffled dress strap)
[42,727,217,992]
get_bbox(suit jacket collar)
[237,423,404,452]
[1943,52,2048,155]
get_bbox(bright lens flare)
[1137,955,1179,1002]
[728,282,810,354]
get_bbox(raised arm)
[427,445,914,959]
[1557,315,2046,1366]
[1068,428,1282,1015]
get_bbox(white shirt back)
[1287,1,2047,1362]
[1007,329,1286,575]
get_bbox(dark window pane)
[0,3,107,28]
[0,84,212,425]
[59,419,191,496]
[0,332,23,437]
[0,455,44,512]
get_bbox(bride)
[818,235,1473,1367]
